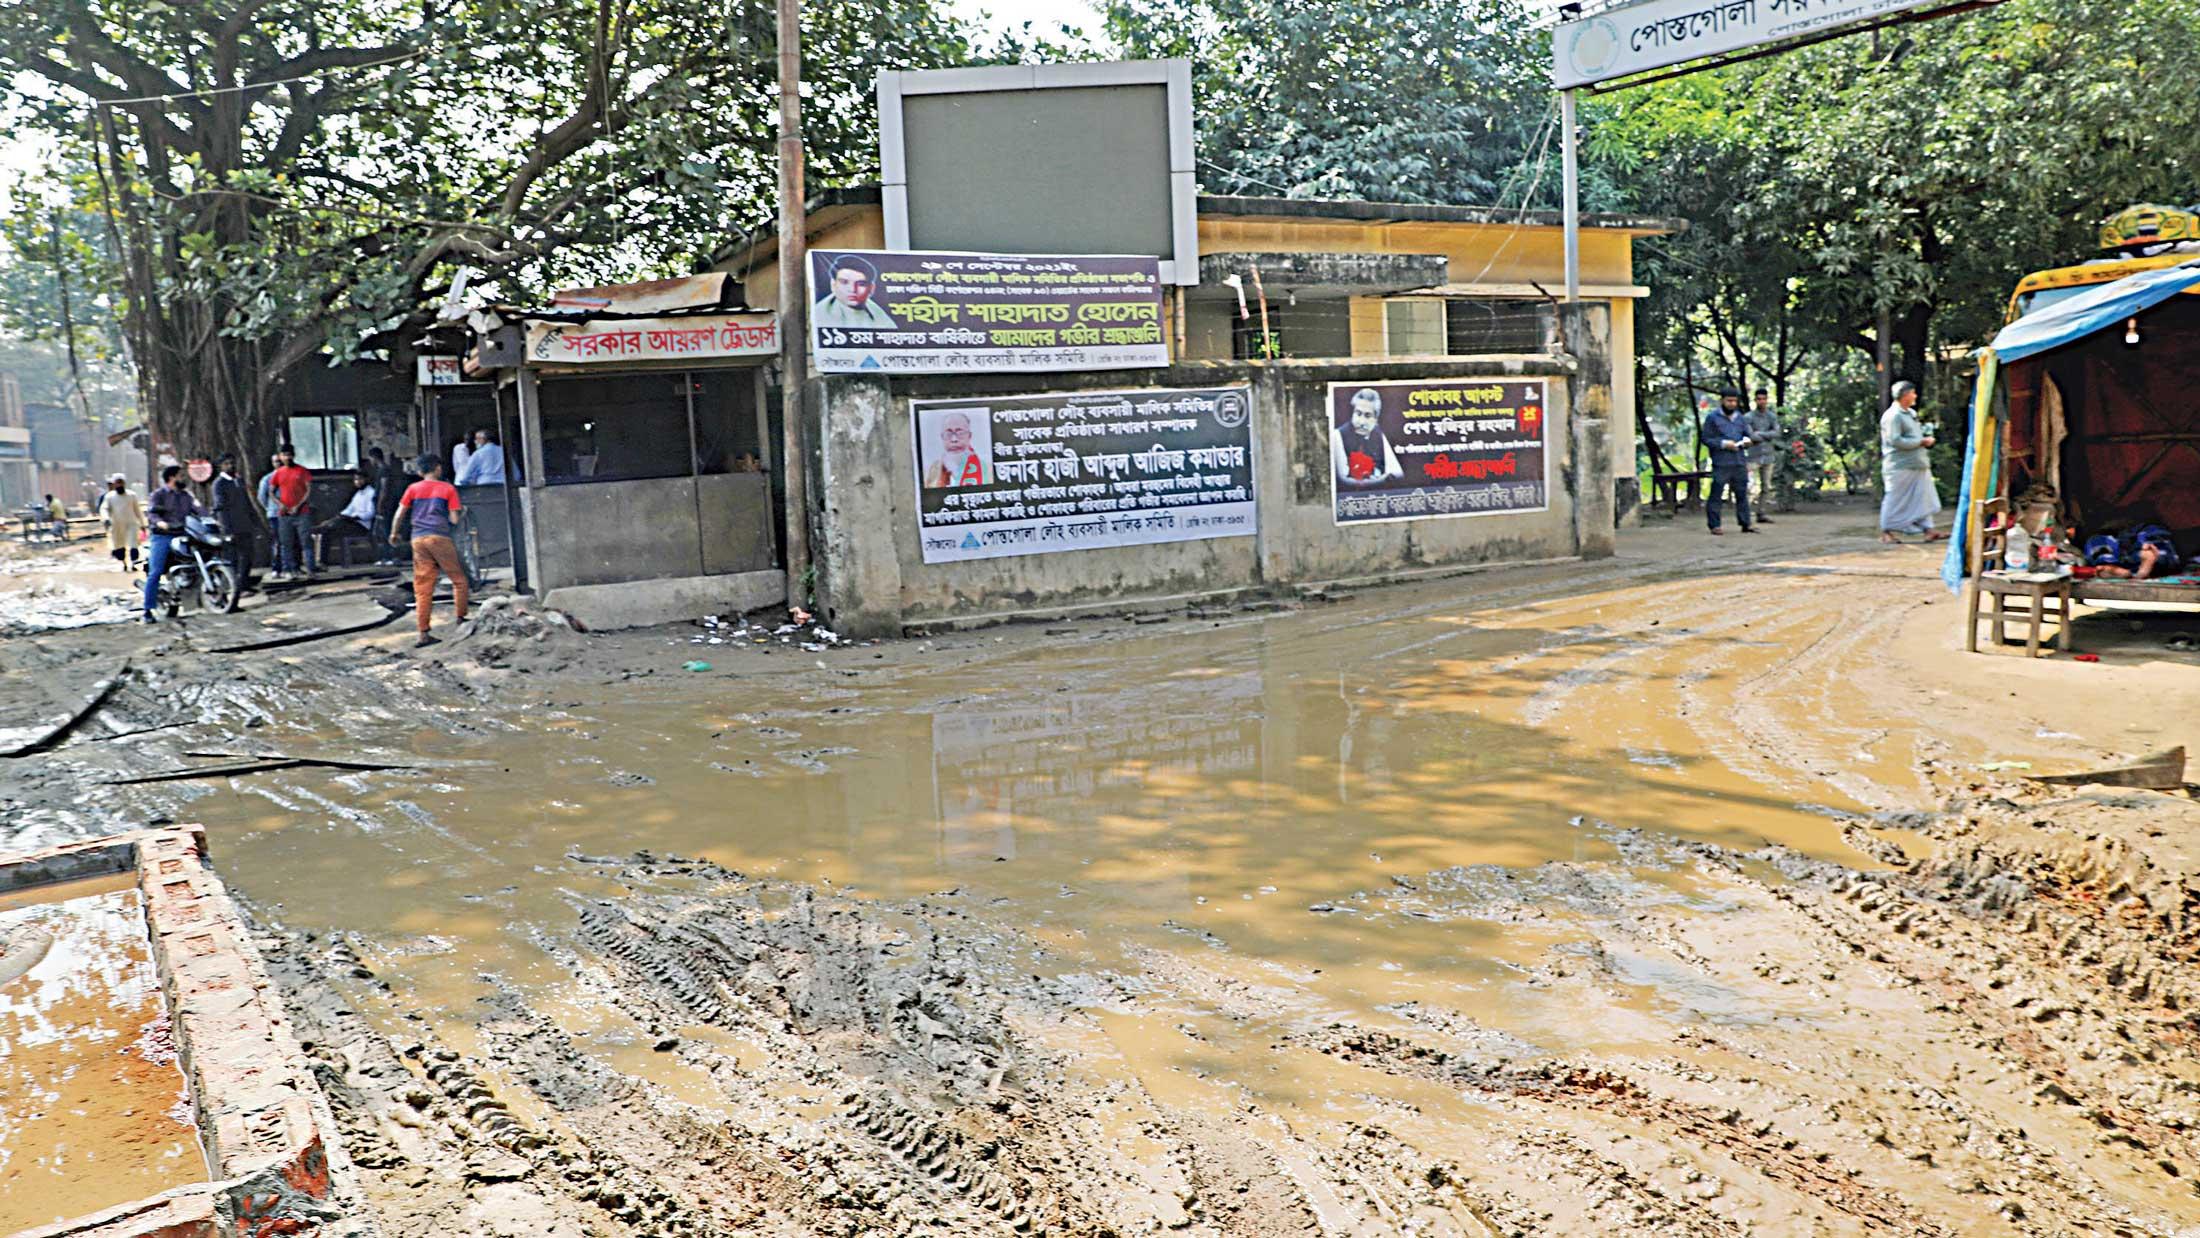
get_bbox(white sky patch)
[948,0,1106,42]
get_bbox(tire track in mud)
[1294,1026,1946,1235]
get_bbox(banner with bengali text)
[811,249,1168,375]
[525,313,778,366]
[1330,378,1548,525]
[911,386,1254,563]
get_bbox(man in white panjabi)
[1879,380,1944,543]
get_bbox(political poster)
[1329,378,1548,525]
[911,386,1254,564]
[810,250,1168,375]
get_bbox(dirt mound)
[447,595,586,671]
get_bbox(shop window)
[688,372,764,476]
[536,371,765,486]
[1383,300,1446,356]
[1445,298,1553,355]
[286,413,359,471]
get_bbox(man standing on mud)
[1745,388,1783,523]
[210,454,255,591]
[270,444,316,580]
[389,453,469,647]
[372,446,408,564]
[1701,391,1757,536]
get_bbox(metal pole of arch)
[775,0,811,604]
[1561,89,1581,302]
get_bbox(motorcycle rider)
[143,464,200,624]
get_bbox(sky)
[947,0,1107,43]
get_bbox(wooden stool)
[1967,571,2075,656]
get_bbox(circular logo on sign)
[186,458,213,483]
[1564,17,1622,81]
[1213,391,1248,429]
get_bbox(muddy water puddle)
[181,565,1920,1106]
[0,874,203,1232]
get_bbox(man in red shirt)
[388,454,470,646]
[269,444,317,579]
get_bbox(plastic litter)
[681,660,713,672]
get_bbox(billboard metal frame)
[876,60,1200,286]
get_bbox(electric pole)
[776,0,811,604]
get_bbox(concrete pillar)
[811,374,905,637]
[1562,301,1617,559]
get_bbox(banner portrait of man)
[1332,386,1404,487]
[919,407,992,489]
[813,253,898,329]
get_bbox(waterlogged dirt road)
[4,501,2200,1236]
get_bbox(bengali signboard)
[1553,0,1949,89]
[523,313,777,366]
[1330,379,1548,525]
[810,249,1168,375]
[416,356,466,386]
[911,385,1254,564]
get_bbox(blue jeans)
[1707,462,1753,531]
[275,514,314,574]
[143,532,178,614]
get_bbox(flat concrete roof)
[1200,194,1686,235]
[713,186,1687,272]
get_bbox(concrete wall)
[531,476,705,591]
[809,303,1612,636]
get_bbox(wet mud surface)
[5,502,2200,1234]
[0,875,202,1232]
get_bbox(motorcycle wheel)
[204,560,241,614]
[158,573,184,619]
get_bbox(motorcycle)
[155,516,242,617]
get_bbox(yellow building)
[718,188,1683,511]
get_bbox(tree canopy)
[0,0,969,460]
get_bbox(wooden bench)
[2071,578,2200,607]
[1650,469,1712,514]
[1967,571,2075,656]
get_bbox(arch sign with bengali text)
[1554,0,1955,88]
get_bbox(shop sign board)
[810,249,1167,375]
[911,385,1253,563]
[1553,0,1949,89]
[416,356,466,386]
[524,313,777,366]
[1329,378,1548,525]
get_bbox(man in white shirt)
[455,429,506,486]
[313,468,379,565]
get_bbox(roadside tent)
[1941,258,2200,591]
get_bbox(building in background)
[717,186,1681,521]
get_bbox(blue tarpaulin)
[1985,259,2200,362]
[1941,259,2200,590]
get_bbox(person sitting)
[2084,523,2183,579]
[312,469,378,566]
